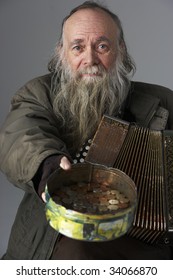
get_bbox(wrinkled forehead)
[63,8,119,44]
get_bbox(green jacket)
[0,73,173,259]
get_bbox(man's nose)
[83,47,99,66]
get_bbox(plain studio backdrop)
[0,0,173,258]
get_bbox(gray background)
[0,0,173,258]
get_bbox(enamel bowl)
[45,163,137,241]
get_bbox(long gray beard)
[52,63,130,153]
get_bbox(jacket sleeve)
[0,77,70,192]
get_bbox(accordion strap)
[129,91,169,130]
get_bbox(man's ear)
[55,41,65,62]
[118,40,127,62]
[119,40,126,53]
[56,42,63,54]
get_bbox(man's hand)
[59,156,72,170]
[41,156,72,202]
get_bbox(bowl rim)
[45,163,137,220]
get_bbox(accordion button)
[164,237,170,244]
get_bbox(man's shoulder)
[128,81,173,129]
[130,81,173,99]
[23,73,52,91]
[12,73,53,106]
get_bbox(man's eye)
[97,44,109,53]
[72,46,82,52]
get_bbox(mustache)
[78,65,104,74]
[75,65,106,80]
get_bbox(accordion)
[85,115,173,244]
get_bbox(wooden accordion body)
[85,115,173,244]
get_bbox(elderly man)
[0,1,173,260]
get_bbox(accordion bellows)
[85,115,173,244]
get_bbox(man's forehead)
[63,8,118,40]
